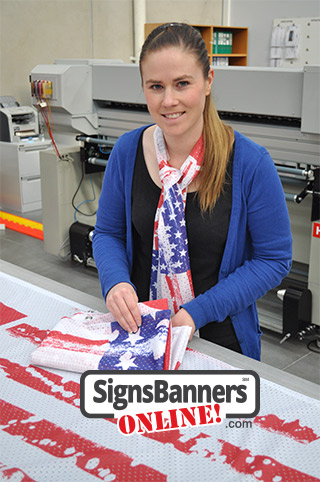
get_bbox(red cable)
[37,101,61,158]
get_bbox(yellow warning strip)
[0,211,43,231]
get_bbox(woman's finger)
[106,283,141,332]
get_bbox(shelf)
[145,24,248,67]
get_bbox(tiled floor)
[1,208,319,385]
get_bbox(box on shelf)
[212,31,233,54]
[212,57,229,66]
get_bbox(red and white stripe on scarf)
[150,126,204,315]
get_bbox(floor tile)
[261,328,312,369]
[284,352,320,385]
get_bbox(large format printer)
[0,96,51,212]
[30,60,320,340]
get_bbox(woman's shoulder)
[234,130,268,158]
[232,130,280,198]
[233,130,273,173]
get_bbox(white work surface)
[0,260,319,482]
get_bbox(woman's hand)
[106,282,141,333]
[171,308,196,341]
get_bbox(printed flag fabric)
[150,126,204,315]
[30,298,191,373]
[1,270,320,482]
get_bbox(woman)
[92,23,292,360]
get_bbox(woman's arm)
[92,140,141,331]
[181,150,292,329]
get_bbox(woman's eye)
[177,81,189,88]
[150,84,163,90]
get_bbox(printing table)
[1,260,319,482]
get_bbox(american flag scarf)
[150,126,204,315]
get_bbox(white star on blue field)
[98,310,171,370]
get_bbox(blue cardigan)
[93,126,292,360]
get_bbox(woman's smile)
[162,111,185,119]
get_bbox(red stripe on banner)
[6,323,108,354]
[7,323,50,344]
[254,414,320,444]
[219,439,320,482]
[144,430,210,454]
[107,418,211,455]
[0,302,27,325]
[0,462,37,481]
[4,327,320,451]
[39,330,109,355]
[0,357,214,457]
[3,357,320,480]
[203,449,216,460]
[0,399,167,482]
[0,358,81,407]
[0,358,209,455]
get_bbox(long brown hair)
[140,23,234,211]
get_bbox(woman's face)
[141,47,213,142]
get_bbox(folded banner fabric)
[30,299,191,372]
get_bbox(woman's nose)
[162,88,178,107]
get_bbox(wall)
[0,0,222,106]
[230,0,320,66]
[146,0,222,24]
[91,0,133,60]
[1,0,319,107]
[0,0,91,106]
[0,0,133,106]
